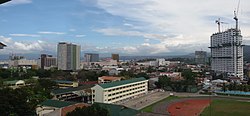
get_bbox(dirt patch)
[167,99,211,116]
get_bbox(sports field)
[167,99,211,116]
[200,99,250,116]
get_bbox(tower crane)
[215,18,228,33]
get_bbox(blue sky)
[0,0,250,56]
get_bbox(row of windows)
[107,89,146,101]
[107,86,145,96]
[106,82,146,92]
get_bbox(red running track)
[167,99,211,116]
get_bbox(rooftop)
[52,85,94,95]
[4,80,24,85]
[99,77,146,89]
[39,99,77,108]
[99,76,122,81]
[96,102,139,116]
[54,80,76,84]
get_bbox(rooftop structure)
[98,76,122,84]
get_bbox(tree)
[135,72,149,79]
[158,76,171,90]
[67,104,109,116]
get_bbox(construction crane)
[215,18,228,33]
[234,0,240,30]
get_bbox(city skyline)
[1,0,250,56]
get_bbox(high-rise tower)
[57,42,80,71]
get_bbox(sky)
[0,0,250,56]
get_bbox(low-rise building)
[91,77,148,104]
[3,80,25,89]
[55,80,79,88]
[36,100,89,116]
[51,85,94,103]
[98,76,122,84]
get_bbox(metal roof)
[99,77,146,89]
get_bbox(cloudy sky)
[0,0,250,56]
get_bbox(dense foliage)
[66,104,109,116]
[0,79,56,116]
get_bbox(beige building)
[98,76,122,84]
[92,77,148,104]
[4,80,25,89]
[55,80,79,88]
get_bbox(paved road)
[119,90,170,110]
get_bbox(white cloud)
[0,0,32,6]
[75,34,86,38]
[94,0,250,54]
[10,34,40,37]
[0,35,55,54]
[0,36,12,43]
[38,31,65,35]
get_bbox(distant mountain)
[244,45,250,63]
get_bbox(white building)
[210,28,243,78]
[91,77,148,104]
[9,59,38,69]
[57,42,81,71]
[157,58,166,66]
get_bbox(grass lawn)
[201,99,250,116]
[140,96,179,113]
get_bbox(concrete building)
[91,77,148,104]
[84,53,99,62]
[98,76,122,84]
[157,58,166,66]
[111,54,119,62]
[36,100,90,116]
[4,80,25,89]
[9,58,38,69]
[51,85,94,103]
[40,54,57,69]
[57,42,80,71]
[55,80,79,88]
[210,28,243,78]
[195,51,207,64]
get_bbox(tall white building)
[57,42,80,71]
[210,28,243,78]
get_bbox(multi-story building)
[111,54,119,62]
[84,53,99,63]
[210,29,243,78]
[57,42,80,71]
[195,51,207,65]
[91,77,148,104]
[40,54,57,69]
[9,56,38,69]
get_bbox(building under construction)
[210,6,244,79]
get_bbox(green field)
[140,96,179,113]
[201,99,250,116]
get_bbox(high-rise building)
[210,28,243,78]
[195,51,207,65]
[84,53,99,62]
[111,54,119,62]
[57,42,80,71]
[40,54,57,69]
